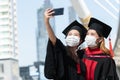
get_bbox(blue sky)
[17,0,119,67]
[17,0,41,66]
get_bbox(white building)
[0,0,20,80]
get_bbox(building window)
[0,12,8,15]
[0,0,9,2]
[0,64,4,74]
[0,18,9,22]
[0,5,9,8]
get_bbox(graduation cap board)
[62,20,87,41]
[88,18,112,38]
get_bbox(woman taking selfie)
[44,8,87,80]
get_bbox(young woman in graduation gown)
[44,8,87,80]
[83,17,119,80]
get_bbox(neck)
[68,46,78,51]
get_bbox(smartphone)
[53,8,64,16]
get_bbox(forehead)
[87,29,100,38]
[87,29,97,34]
[68,29,80,34]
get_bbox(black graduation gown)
[44,38,86,80]
[82,48,119,80]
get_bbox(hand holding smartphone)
[53,8,64,16]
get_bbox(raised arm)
[44,8,56,45]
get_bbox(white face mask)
[65,35,80,47]
[85,35,97,48]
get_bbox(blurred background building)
[35,0,54,79]
[0,0,20,80]
[36,0,53,63]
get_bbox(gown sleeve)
[107,59,119,80]
[44,38,66,79]
[95,58,119,80]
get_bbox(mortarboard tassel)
[109,37,114,57]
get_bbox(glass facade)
[36,0,54,79]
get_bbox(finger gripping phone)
[53,8,64,16]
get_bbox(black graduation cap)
[62,20,87,42]
[88,17,112,38]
